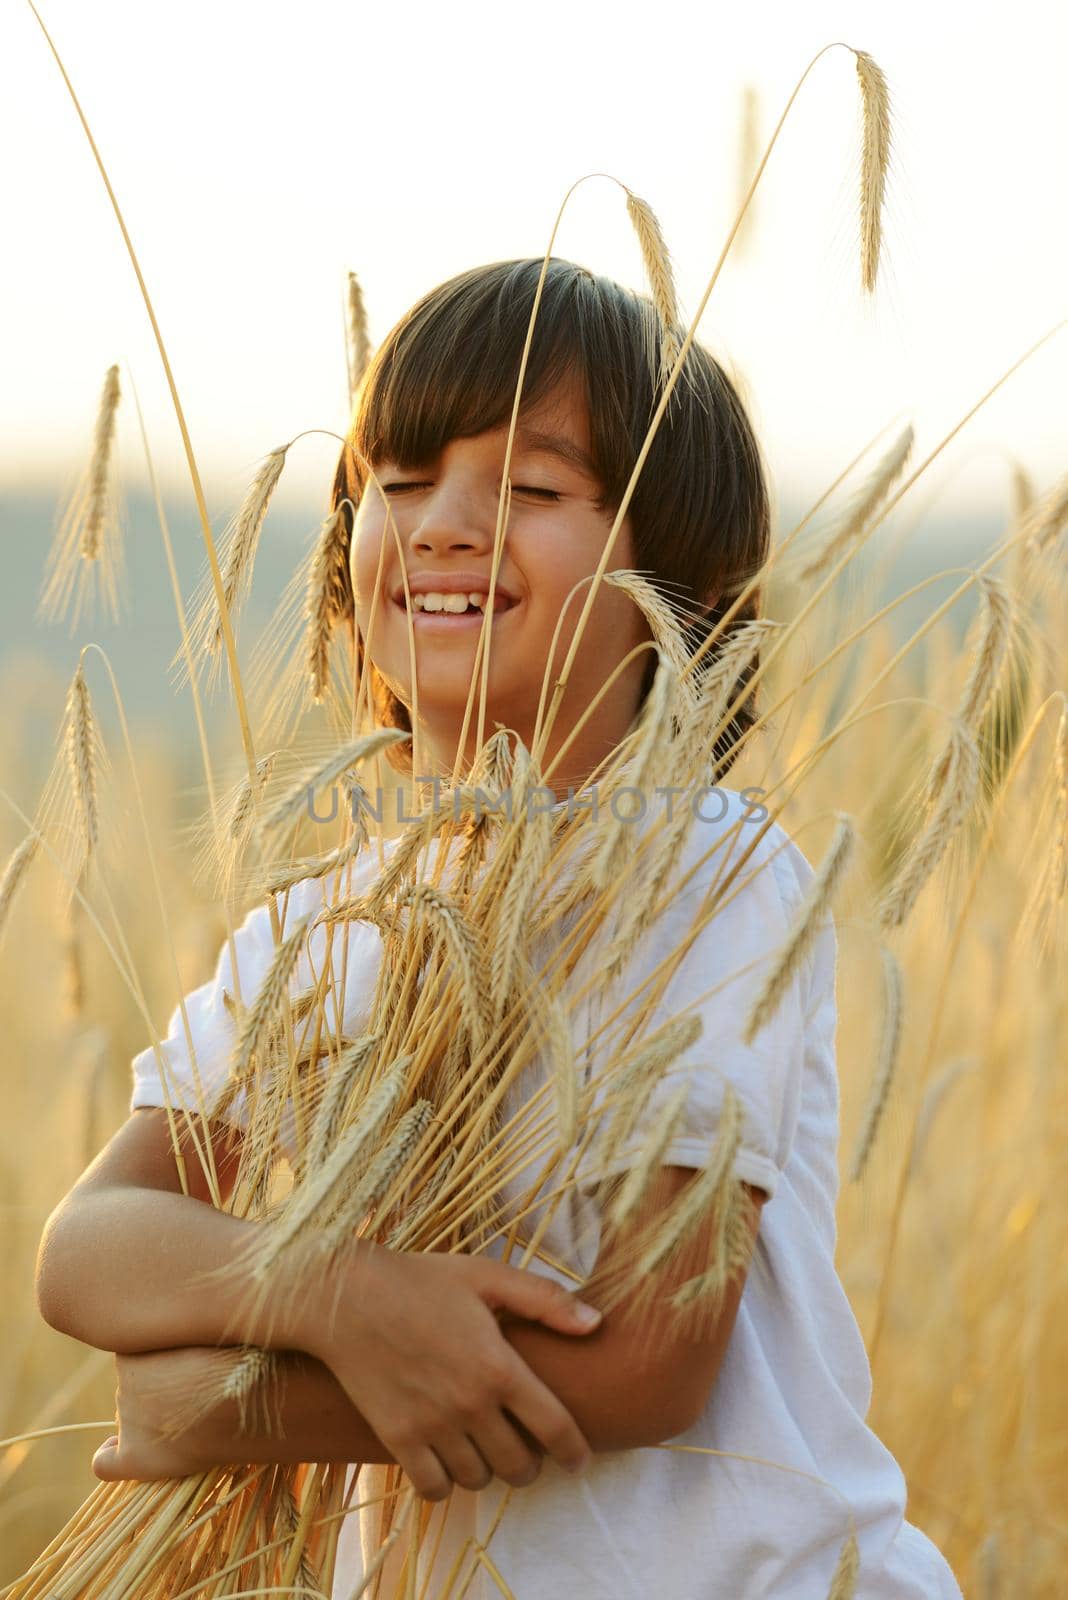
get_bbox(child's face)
[349,374,652,776]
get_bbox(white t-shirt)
[129,789,963,1599]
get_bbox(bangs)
[345,259,668,519]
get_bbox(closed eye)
[381,482,561,501]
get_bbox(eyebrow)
[514,427,599,480]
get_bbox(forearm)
[184,1337,642,1472]
[35,1184,375,1358]
[499,1299,691,1453]
[190,1351,397,1468]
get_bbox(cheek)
[349,510,387,612]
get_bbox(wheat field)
[1,521,1065,1592]
[2,21,1066,1596]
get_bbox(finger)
[432,1432,494,1493]
[400,1443,454,1503]
[478,1264,602,1336]
[91,1437,121,1481]
[470,1409,544,1489]
[499,1360,593,1475]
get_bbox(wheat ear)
[799,425,914,580]
[744,816,854,1045]
[637,1084,744,1277]
[175,445,288,687]
[602,571,701,693]
[625,189,682,393]
[264,729,410,830]
[878,721,980,930]
[306,505,352,703]
[1020,469,1068,552]
[314,1100,435,1265]
[39,364,124,627]
[82,364,121,560]
[586,1013,704,1179]
[589,654,675,894]
[248,1053,414,1278]
[854,50,891,292]
[229,913,311,1084]
[606,1076,693,1233]
[64,663,100,860]
[307,1032,381,1164]
[957,575,1013,732]
[0,835,39,938]
[847,946,904,1182]
[346,270,373,410]
[397,882,492,1055]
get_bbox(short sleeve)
[129,838,400,1135]
[129,896,281,1131]
[575,809,813,1203]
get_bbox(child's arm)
[92,1164,764,1487]
[36,1107,601,1496]
[499,1167,767,1451]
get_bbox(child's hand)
[299,1246,602,1500]
[91,1348,218,1483]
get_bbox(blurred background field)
[2,0,1067,1590]
[2,483,1064,1594]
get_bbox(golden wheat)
[854,50,891,293]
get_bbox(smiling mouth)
[391,594,520,624]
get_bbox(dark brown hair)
[330,256,771,780]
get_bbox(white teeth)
[410,590,492,613]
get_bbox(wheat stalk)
[744,815,854,1045]
[734,84,761,254]
[826,1529,860,1598]
[1053,704,1068,903]
[798,425,914,581]
[854,50,891,293]
[589,654,676,894]
[624,189,682,393]
[848,945,904,1183]
[908,1056,979,1179]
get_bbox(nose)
[406,476,501,557]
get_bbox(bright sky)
[2,0,1065,524]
